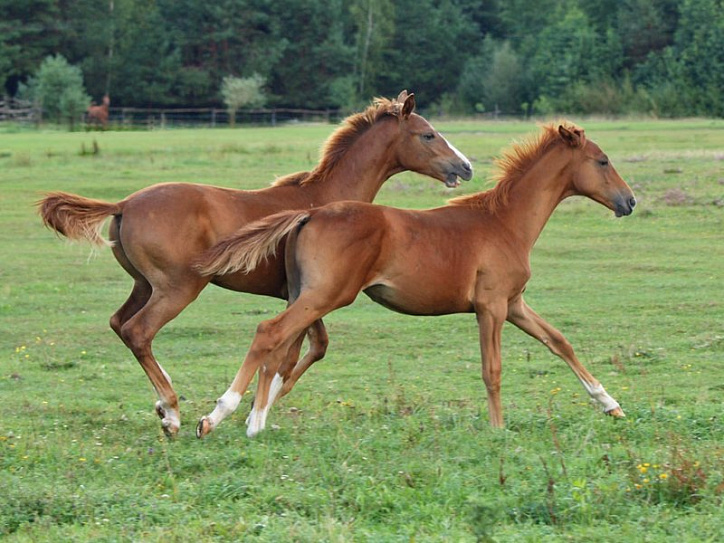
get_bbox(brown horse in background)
[195,122,636,438]
[87,94,110,129]
[38,91,473,437]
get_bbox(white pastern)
[246,408,262,437]
[581,381,620,412]
[267,373,284,408]
[443,136,472,171]
[208,390,242,426]
[247,373,284,438]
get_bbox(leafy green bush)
[19,55,90,130]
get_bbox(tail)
[196,210,311,276]
[37,191,123,247]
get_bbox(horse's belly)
[363,284,472,316]
[211,261,287,299]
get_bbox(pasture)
[1,119,723,541]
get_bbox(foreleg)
[476,302,508,428]
[507,296,624,417]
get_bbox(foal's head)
[559,124,636,217]
[393,91,473,188]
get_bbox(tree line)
[1,0,722,117]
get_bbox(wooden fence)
[108,106,339,129]
[0,99,339,129]
[0,97,38,123]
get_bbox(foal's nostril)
[629,197,637,209]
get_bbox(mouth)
[443,162,473,188]
[445,174,461,188]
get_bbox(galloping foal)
[195,122,637,438]
[38,91,473,437]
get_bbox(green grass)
[1,119,723,541]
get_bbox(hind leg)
[119,281,207,437]
[110,280,152,343]
[243,318,327,433]
[198,297,343,438]
[245,328,308,436]
[279,318,329,399]
[110,281,177,426]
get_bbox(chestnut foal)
[196,122,635,438]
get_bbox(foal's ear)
[401,92,416,119]
[558,124,584,147]
[396,90,409,103]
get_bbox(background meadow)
[1,118,723,541]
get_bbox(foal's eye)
[598,158,609,167]
[422,133,436,141]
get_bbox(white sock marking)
[581,381,620,412]
[267,373,284,408]
[208,390,242,427]
[247,373,284,438]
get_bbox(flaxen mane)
[272,97,404,187]
[450,121,583,213]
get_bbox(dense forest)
[1,0,722,116]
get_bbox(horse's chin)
[444,176,461,188]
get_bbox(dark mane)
[450,121,581,213]
[272,97,404,187]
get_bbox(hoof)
[606,406,626,418]
[160,419,179,438]
[196,416,213,439]
[156,401,180,438]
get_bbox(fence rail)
[0,97,38,123]
[109,107,339,128]
[0,101,339,129]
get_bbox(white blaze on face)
[442,135,472,171]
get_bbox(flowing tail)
[37,191,123,247]
[196,210,311,276]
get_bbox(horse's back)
[114,182,308,294]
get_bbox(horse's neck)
[498,147,573,250]
[308,121,400,204]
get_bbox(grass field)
[1,118,723,541]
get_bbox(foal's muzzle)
[444,161,473,188]
[615,196,637,217]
